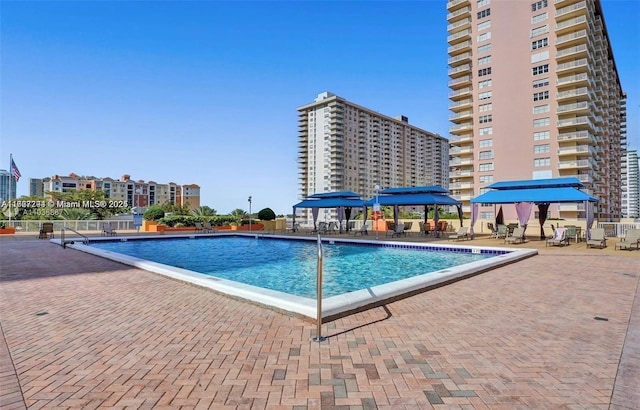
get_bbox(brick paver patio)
[1,233,638,409]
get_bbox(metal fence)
[5,219,135,233]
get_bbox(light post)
[248,196,252,232]
[134,188,142,234]
[374,184,380,240]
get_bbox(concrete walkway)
[0,233,638,409]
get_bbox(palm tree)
[192,206,217,217]
[229,208,247,226]
[61,208,96,220]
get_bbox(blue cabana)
[293,191,366,233]
[470,177,599,239]
[364,186,461,237]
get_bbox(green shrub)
[144,206,165,221]
[257,208,276,221]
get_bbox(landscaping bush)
[257,208,276,221]
[144,206,165,221]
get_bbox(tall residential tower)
[297,92,449,223]
[447,0,626,221]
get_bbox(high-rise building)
[0,169,16,201]
[31,173,201,210]
[297,92,449,223]
[447,0,626,221]
[621,149,639,219]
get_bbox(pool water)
[92,237,492,298]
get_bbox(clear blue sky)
[1,0,638,215]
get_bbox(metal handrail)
[313,234,326,342]
[60,226,90,248]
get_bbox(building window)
[479,126,493,135]
[477,20,491,31]
[479,103,493,112]
[479,138,493,147]
[531,25,549,38]
[479,91,492,100]
[479,163,494,171]
[533,104,550,114]
[479,115,493,123]
[534,144,550,153]
[533,91,549,101]
[479,175,494,183]
[479,150,494,160]
[531,12,547,23]
[531,51,549,63]
[478,67,492,76]
[477,8,491,19]
[533,130,550,140]
[534,157,551,167]
[478,32,491,42]
[477,0,490,7]
[478,55,492,66]
[531,38,549,50]
[479,79,492,88]
[531,0,547,11]
[533,78,549,88]
[533,117,550,127]
[477,43,491,54]
[532,64,549,75]
[480,211,494,219]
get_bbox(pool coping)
[58,233,538,320]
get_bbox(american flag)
[11,158,21,182]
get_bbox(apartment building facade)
[31,174,201,210]
[621,149,639,219]
[447,0,626,221]
[297,92,449,224]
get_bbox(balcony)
[449,110,473,122]
[448,51,472,66]
[449,98,473,110]
[447,29,471,44]
[449,87,472,99]
[556,43,588,60]
[556,58,588,74]
[557,72,589,87]
[447,18,471,34]
[446,0,469,12]
[450,169,474,178]
[449,181,474,190]
[557,144,592,156]
[556,86,589,102]
[449,133,473,144]
[555,15,587,35]
[555,0,588,19]
[558,159,592,169]
[449,122,473,134]
[448,75,472,88]
[557,115,593,129]
[447,40,472,55]
[449,146,474,155]
[557,101,589,114]
[556,29,587,47]
[446,6,471,22]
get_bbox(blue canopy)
[485,177,585,190]
[471,177,599,204]
[365,185,460,206]
[293,191,365,208]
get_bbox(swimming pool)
[67,233,538,319]
[90,236,494,298]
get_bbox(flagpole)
[9,153,13,224]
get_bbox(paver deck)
[1,232,638,409]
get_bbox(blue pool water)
[92,237,494,298]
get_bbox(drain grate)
[35,312,48,316]
[594,316,608,321]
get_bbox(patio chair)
[505,227,525,244]
[392,223,405,237]
[418,221,429,236]
[546,227,568,247]
[403,221,413,236]
[615,229,640,250]
[565,225,577,243]
[586,228,607,249]
[448,226,469,241]
[39,222,54,239]
[496,224,508,239]
[349,221,369,236]
[385,221,396,237]
[102,222,117,236]
[487,222,499,238]
[203,222,218,233]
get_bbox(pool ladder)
[313,234,326,342]
[60,226,90,248]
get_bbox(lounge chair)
[505,227,525,244]
[349,221,369,236]
[203,222,218,233]
[615,229,640,250]
[385,221,396,237]
[546,227,568,247]
[392,223,405,237]
[102,222,117,236]
[39,222,54,239]
[487,222,499,238]
[195,222,205,233]
[586,228,607,249]
[448,226,469,241]
[496,224,508,239]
